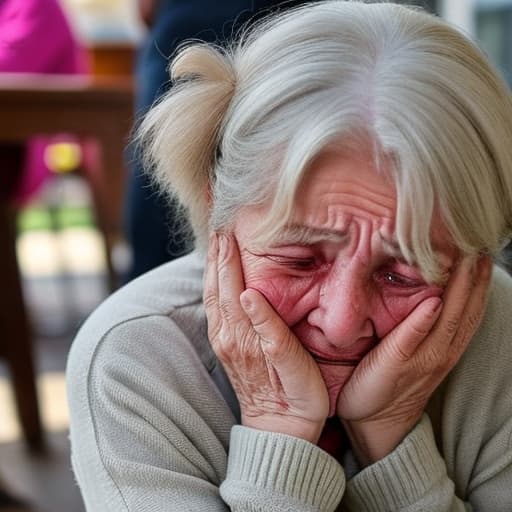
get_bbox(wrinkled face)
[233,149,457,415]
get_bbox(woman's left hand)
[336,255,492,467]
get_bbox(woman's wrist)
[242,414,326,445]
[342,414,421,467]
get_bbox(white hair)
[138,0,512,282]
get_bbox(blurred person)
[124,0,307,281]
[69,2,512,510]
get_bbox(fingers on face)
[448,255,492,354]
[216,233,245,319]
[241,288,320,393]
[204,232,247,349]
[436,255,492,347]
[379,296,443,365]
[241,288,293,359]
[203,233,221,340]
[204,233,219,309]
[377,255,492,371]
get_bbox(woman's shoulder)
[78,249,204,329]
[429,264,512,421]
[451,264,512,382]
[66,250,211,391]
[65,252,239,511]
[476,264,512,346]
[425,265,512,498]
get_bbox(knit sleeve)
[340,413,512,512]
[340,416,462,510]
[338,271,512,512]
[221,426,345,511]
[68,312,346,512]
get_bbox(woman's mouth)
[307,336,379,366]
[311,354,359,366]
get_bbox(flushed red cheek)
[244,275,317,326]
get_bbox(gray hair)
[138,0,512,282]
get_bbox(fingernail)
[219,233,231,261]
[208,232,218,259]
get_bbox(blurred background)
[0,0,510,511]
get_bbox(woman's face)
[233,149,457,414]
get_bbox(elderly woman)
[67,1,512,511]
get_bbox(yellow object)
[44,142,82,174]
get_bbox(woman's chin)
[316,363,356,418]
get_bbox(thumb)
[240,288,321,392]
[381,296,442,363]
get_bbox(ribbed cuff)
[342,415,448,511]
[221,426,345,511]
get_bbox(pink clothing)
[0,0,88,203]
[0,0,87,73]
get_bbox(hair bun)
[172,45,235,86]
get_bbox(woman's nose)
[307,260,374,346]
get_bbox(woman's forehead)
[293,148,397,225]
[268,147,457,269]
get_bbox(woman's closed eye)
[267,255,320,271]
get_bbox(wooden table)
[0,73,134,449]
[0,73,134,252]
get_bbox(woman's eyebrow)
[379,234,454,270]
[270,225,349,246]
[379,235,405,259]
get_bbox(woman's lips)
[307,336,378,366]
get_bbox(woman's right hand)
[204,232,329,444]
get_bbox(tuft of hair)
[137,43,236,248]
[138,1,512,282]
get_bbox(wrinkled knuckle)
[421,347,444,369]
[261,332,287,360]
[465,312,482,333]
[217,237,233,268]
[217,257,229,276]
[203,292,218,312]
[262,339,279,359]
[235,324,252,346]
[251,314,272,333]
[218,298,234,320]
[206,319,222,344]
[410,323,430,339]
[444,318,459,336]
[390,343,411,363]
[450,329,473,355]
[212,333,236,359]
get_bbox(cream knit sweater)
[67,252,512,511]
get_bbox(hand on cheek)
[204,232,329,444]
[336,255,492,467]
